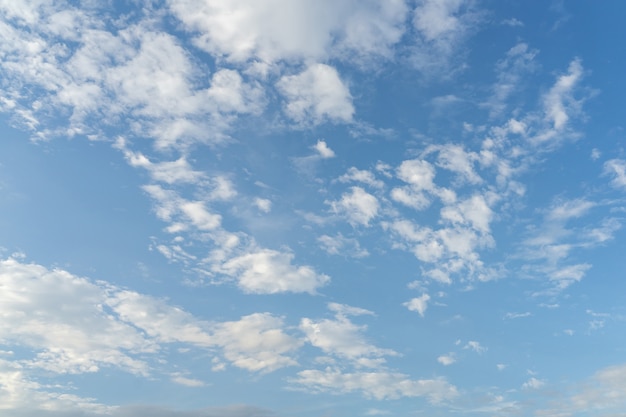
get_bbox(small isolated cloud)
[313,139,336,158]
[502,18,524,27]
[590,148,601,161]
[504,312,531,319]
[171,374,205,387]
[404,294,431,317]
[463,341,486,354]
[366,409,391,416]
[254,198,272,213]
[437,353,456,366]
[277,63,354,125]
[522,377,546,390]
[497,364,508,371]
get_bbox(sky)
[1,1,626,416]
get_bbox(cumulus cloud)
[437,354,456,366]
[404,294,431,317]
[313,140,336,158]
[329,187,380,227]
[300,304,394,365]
[166,0,407,64]
[277,63,354,125]
[219,248,330,294]
[0,256,301,380]
[253,198,272,213]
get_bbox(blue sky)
[1,1,626,416]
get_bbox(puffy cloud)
[440,194,493,234]
[313,140,336,158]
[396,159,436,190]
[329,187,380,227]
[253,198,272,213]
[404,294,431,317]
[300,306,395,364]
[437,354,456,366]
[220,248,330,294]
[211,313,302,372]
[435,144,482,184]
[277,63,354,124]
[0,256,301,381]
[166,0,407,64]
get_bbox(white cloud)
[300,307,394,364]
[365,409,391,416]
[437,354,456,366]
[396,159,436,190]
[522,377,545,390]
[180,201,222,231]
[549,263,591,289]
[317,233,369,258]
[502,18,524,27]
[436,144,482,184]
[211,313,302,373]
[254,198,272,213]
[486,42,537,117]
[219,248,330,294]
[504,312,532,319]
[313,140,336,158]
[171,374,205,387]
[440,194,493,234]
[404,294,431,317]
[209,176,238,201]
[0,256,302,381]
[532,59,585,144]
[547,198,595,221]
[167,0,407,64]
[463,341,486,354]
[329,187,379,227]
[604,159,626,189]
[292,368,458,402]
[411,0,481,74]
[390,186,431,210]
[277,63,354,124]
[337,167,384,189]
